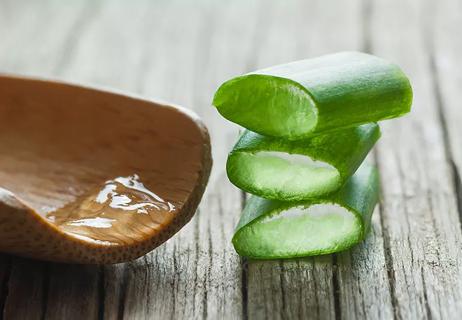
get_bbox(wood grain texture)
[57,1,258,318]
[244,0,347,317]
[244,1,394,319]
[0,1,105,319]
[1,0,462,319]
[0,256,11,319]
[370,0,462,319]
[2,259,47,320]
[432,0,462,225]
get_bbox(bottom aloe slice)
[227,123,380,201]
[232,164,379,259]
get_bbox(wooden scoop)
[0,75,212,264]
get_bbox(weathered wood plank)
[1,0,462,319]
[0,1,104,319]
[2,258,47,320]
[432,0,462,217]
[4,260,100,320]
[60,0,260,318]
[242,1,392,320]
[370,0,462,319]
[336,207,394,320]
[45,264,101,319]
[247,256,335,320]
[111,1,259,317]
[431,2,462,317]
[0,255,11,319]
[335,1,395,318]
[0,0,98,77]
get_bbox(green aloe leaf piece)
[232,163,379,259]
[213,51,412,140]
[227,123,380,201]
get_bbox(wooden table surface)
[1,0,462,319]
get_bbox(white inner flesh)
[234,150,341,198]
[254,151,336,170]
[262,203,352,223]
[257,203,358,255]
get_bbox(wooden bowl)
[0,75,212,264]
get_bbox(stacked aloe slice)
[213,52,412,259]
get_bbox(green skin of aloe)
[227,123,380,201]
[213,51,412,140]
[212,51,410,258]
[232,164,379,259]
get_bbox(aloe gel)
[226,123,380,201]
[213,51,412,140]
[232,164,379,259]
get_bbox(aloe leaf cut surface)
[213,51,412,140]
[232,163,379,259]
[227,123,380,201]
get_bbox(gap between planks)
[0,257,12,320]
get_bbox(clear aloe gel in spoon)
[232,163,379,259]
[226,123,380,201]
[213,51,412,140]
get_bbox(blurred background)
[1,0,462,319]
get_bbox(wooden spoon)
[0,75,212,264]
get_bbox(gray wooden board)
[1,0,462,319]
[369,0,462,319]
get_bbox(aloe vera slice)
[213,51,412,140]
[226,123,380,201]
[232,164,379,259]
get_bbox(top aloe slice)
[213,51,412,140]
